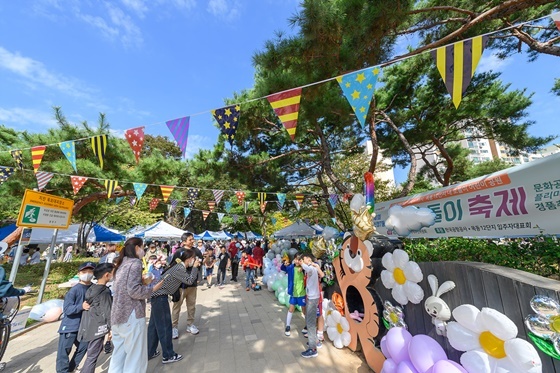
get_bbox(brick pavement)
[4,276,371,372]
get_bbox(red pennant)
[236,191,246,205]
[125,127,145,163]
[71,176,88,195]
[260,202,267,214]
[247,215,253,224]
[149,198,160,211]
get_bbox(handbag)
[171,287,181,302]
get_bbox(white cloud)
[477,53,512,73]
[120,0,149,18]
[184,134,212,159]
[0,107,57,129]
[168,0,197,10]
[207,0,240,21]
[0,46,97,101]
[79,2,143,47]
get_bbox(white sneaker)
[172,328,179,339]
[186,324,199,335]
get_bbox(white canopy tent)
[28,224,92,244]
[134,221,186,240]
[272,222,317,238]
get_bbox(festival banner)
[35,171,54,191]
[432,35,488,109]
[133,183,148,201]
[166,116,190,158]
[213,105,241,145]
[125,127,145,163]
[11,150,23,170]
[373,153,560,238]
[91,135,108,169]
[212,189,224,205]
[31,146,47,173]
[258,192,266,204]
[160,185,174,202]
[71,176,88,195]
[104,180,118,199]
[267,88,302,141]
[336,67,381,128]
[59,141,77,172]
[0,167,15,186]
[244,201,249,214]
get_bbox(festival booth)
[272,221,317,238]
[0,223,16,241]
[27,223,125,244]
[133,221,185,240]
[234,231,263,240]
[262,153,560,373]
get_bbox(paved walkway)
[4,276,371,372]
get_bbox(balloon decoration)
[30,299,64,322]
[525,295,560,359]
[380,249,424,305]
[349,193,376,241]
[424,274,455,336]
[447,305,542,373]
[383,301,407,329]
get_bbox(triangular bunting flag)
[260,202,267,214]
[133,183,148,201]
[432,35,489,109]
[149,198,160,211]
[208,200,216,212]
[31,146,47,173]
[160,185,174,203]
[293,200,300,211]
[71,176,88,195]
[35,171,53,191]
[0,167,15,185]
[202,210,210,221]
[276,201,283,211]
[336,67,381,127]
[183,207,191,217]
[217,212,225,223]
[236,191,245,205]
[247,215,253,224]
[267,88,302,141]
[11,150,23,170]
[328,194,339,208]
[59,141,77,172]
[213,104,241,146]
[130,196,136,206]
[104,180,118,199]
[124,127,145,163]
[244,201,249,214]
[276,193,286,208]
[187,188,199,208]
[270,217,277,225]
[91,135,108,169]
[166,116,190,158]
[225,201,233,213]
[170,199,179,211]
[332,218,337,225]
[295,193,305,204]
[342,193,353,203]
[552,12,560,31]
[311,198,319,209]
[233,214,239,223]
[212,190,224,205]
[115,197,124,205]
[258,192,267,204]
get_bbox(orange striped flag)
[267,88,302,141]
[202,210,210,221]
[31,146,47,173]
[160,185,174,202]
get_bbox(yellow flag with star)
[337,67,381,128]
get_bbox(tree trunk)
[368,116,379,174]
[432,135,454,186]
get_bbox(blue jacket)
[58,283,90,334]
[281,263,297,297]
[0,266,25,297]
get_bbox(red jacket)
[252,246,264,265]
[228,242,239,259]
[241,255,260,270]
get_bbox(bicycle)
[0,295,20,371]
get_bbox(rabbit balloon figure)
[424,274,455,336]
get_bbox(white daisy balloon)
[326,310,351,349]
[380,249,424,305]
[447,305,542,373]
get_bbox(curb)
[12,320,46,339]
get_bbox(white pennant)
[36,171,54,191]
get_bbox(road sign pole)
[8,228,28,283]
[37,229,58,304]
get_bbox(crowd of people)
[53,234,325,373]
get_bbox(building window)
[468,141,474,148]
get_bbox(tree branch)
[406,6,477,17]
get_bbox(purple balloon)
[386,327,413,364]
[428,360,467,373]
[408,335,447,373]
[381,336,390,358]
[382,358,397,373]
[397,360,420,373]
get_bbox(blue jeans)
[245,269,255,288]
[147,295,175,359]
[56,332,88,373]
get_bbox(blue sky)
[0,1,558,179]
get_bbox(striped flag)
[166,116,190,158]
[11,150,23,170]
[552,12,560,31]
[71,176,88,195]
[267,88,302,141]
[276,201,283,211]
[104,180,118,198]
[31,146,47,173]
[293,200,300,211]
[133,183,148,201]
[208,200,216,212]
[170,199,179,211]
[202,210,210,221]
[295,193,305,205]
[432,35,489,109]
[212,189,224,205]
[130,196,136,206]
[91,135,108,169]
[329,194,339,208]
[124,127,144,163]
[258,192,266,204]
[160,185,174,202]
[244,201,249,214]
[36,171,54,191]
[311,197,319,209]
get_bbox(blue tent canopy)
[92,224,125,242]
[0,224,16,241]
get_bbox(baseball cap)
[79,262,96,271]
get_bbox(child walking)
[300,254,323,358]
[281,255,306,337]
[203,248,216,288]
[78,263,114,373]
[240,252,259,291]
[216,245,230,286]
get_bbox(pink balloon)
[429,361,467,373]
[408,335,447,373]
[381,336,390,358]
[382,358,397,373]
[386,327,412,364]
[397,360,420,373]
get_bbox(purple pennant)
[166,116,190,158]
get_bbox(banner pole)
[37,229,58,304]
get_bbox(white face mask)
[79,273,94,282]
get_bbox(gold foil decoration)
[312,236,327,259]
[351,206,376,241]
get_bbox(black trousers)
[56,332,88,373]
[230,261,239,281]
[80,337,104,373]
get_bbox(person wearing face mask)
[56,261,96,373]
[147,249,200,364]
[149,256,166,282]
[108,237,163,373]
